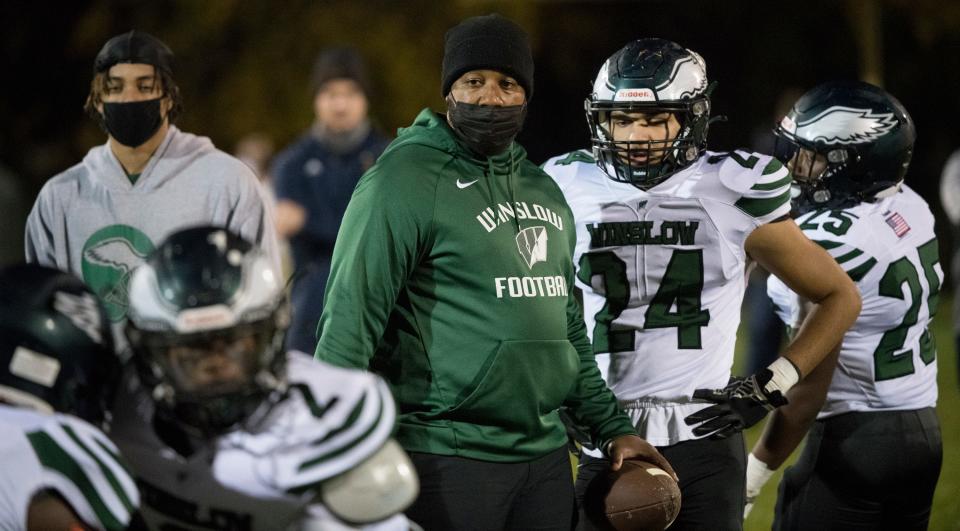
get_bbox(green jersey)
[316,109,634,462]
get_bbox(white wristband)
[745,453,776,498]
[764,357,801,396]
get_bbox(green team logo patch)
[81,225,155,322]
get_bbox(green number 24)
[577,250,710,353]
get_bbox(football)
[582,459,682,531]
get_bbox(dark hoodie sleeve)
[552,202,636,452]
[562,290,637,453]
[315,146,437,369]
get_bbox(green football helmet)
[774,80,916,214]
[586,38,713,189]
[0,264,119,423]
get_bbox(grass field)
[738,295,960,531]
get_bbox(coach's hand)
[607,434,678,482]
[684,369,789,439]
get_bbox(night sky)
[3,0,959,259]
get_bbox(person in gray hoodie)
[25,30,279,330]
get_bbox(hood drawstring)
[482,151,522,236]
[506,150,521,235]
[482,157,498,232]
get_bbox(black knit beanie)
[311,47,372,97]
[441,14,534,99]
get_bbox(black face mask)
[446,96,527,157]
[102,98,164,147]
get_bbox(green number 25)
[873,238,941,381]
[577,250,710,353]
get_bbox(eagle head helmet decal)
[774,81,915,214]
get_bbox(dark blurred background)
[3,2,960,528]
[2,0,960,259]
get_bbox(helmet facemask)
[773,126,864,214]
[585,39,713,190]
[586,97,710,189]
[129,308,288,437]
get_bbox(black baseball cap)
[93,30,174,75]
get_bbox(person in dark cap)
[314,14,674,530]
[25,30,280,346]
[271,46,390,354]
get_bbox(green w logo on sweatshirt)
[516,226,548,269]
[81,225,155,322]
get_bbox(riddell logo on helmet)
[176,305,236,333]
[615,88,655,102]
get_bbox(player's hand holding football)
[607,434,678,481]
[684,359,798,439]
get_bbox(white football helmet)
[586,38,714,189]
[125,226,289,436]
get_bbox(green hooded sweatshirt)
[315,109,635,462]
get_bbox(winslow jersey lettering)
[136,480,251,531]
[476,201,564,232]
[587,220,699,248]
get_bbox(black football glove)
[684,369,789,439]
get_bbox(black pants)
[405,446,575,531]
[575,433,746,531]
[774,408,942,531]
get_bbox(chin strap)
[707,114,728,126]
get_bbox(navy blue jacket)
[272,127,390,352]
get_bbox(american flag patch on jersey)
[885,211,910,238]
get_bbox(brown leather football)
[582,459,682,531]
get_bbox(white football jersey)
[544,149,792,445]
[768,185,941,419]
[109,351,406,531]
[0,406,139,531]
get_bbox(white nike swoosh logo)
[456,178,479,189]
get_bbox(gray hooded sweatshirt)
[25,125,281,326]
